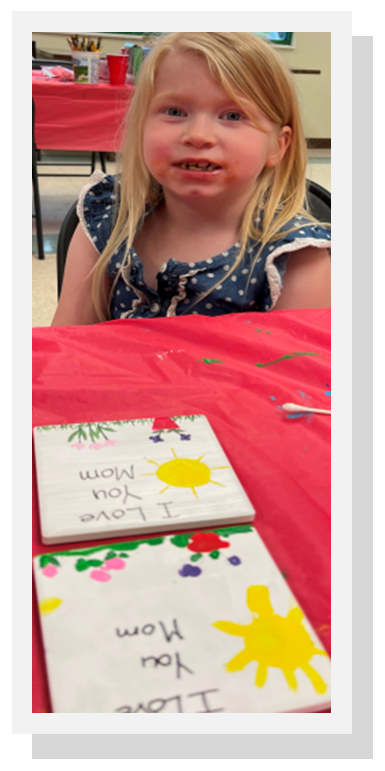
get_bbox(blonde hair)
[92,31,328,320]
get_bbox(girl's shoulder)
[77,171,119,254]
[255,213,331,311]
[260,211,331,273]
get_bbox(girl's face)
[142,52,291,208]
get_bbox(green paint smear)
[198,359,224,364]
[256,352,330,368]
[39,554,60,568]
[170,524,254,548]
[170,534,191,548]
[36,525,254,560]
[38,536,166,559]
[105,550,118,560]
[75,558,104,572]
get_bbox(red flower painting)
[187,532,230,553]
[152,417,180,431]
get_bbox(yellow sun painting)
[142,448,229,498]
[213,585,328,694]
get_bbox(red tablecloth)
[32,310,331,712]
[32,77,135,151]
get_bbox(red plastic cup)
[107,54,129,85]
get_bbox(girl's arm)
[51,224,111,326]
[273,246,331,310]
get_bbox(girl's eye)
[221,111,244,122]
[164,107,186,117]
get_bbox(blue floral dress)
[77,171,331,319]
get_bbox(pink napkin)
[39,66,74,81]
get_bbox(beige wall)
[278,32,331,139]
[33,31,330,139]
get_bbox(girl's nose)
[181,115,216,148]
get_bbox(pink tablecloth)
[32,77,135,151]
[32,310,331,712]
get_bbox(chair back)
[305,179,331,223]
[32,98,45,259]
[56,202,79,297]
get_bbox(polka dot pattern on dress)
[80,174,330,320]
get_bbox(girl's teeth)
[180,163,217,171]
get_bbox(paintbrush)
[282,403,331,415]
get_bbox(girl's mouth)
[174,161,222,173]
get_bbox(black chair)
[305,179,331,224]
[56,201,80,297]
[32,99,45,259]
[55,180,331,298]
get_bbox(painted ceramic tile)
[33,526,331,713]
[34,416,255,544]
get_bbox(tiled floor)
[32,148,331,327]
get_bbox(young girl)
[52,31,331,326]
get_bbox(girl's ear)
[265,126,292,168]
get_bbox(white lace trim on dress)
[265,238,331,309]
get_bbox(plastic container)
[98,58,110,83]
[71,52,100,84]
[106,54,129,86]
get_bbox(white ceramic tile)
[34,415,255,544]
[33,525,331,713]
